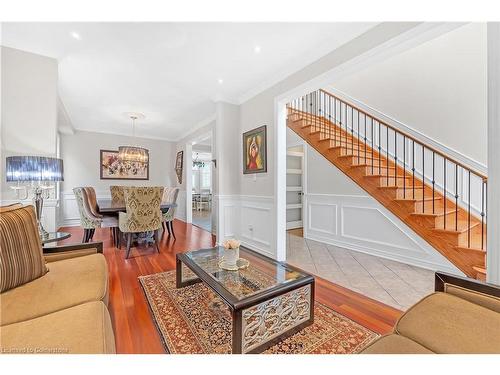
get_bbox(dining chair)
[110,185,125,206]
[161,187,179,239]
[73,187,118,242]
[119,186,164,259]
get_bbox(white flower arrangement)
[222,238,240,250]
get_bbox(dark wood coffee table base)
[176,248,315,354]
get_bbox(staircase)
[287,89,487,280]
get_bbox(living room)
[1,0,499,373]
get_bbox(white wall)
[330,23,488,166]
[59,130,176,226]
[1,46,58,199]
[0,46,59,231]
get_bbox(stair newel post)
[403,135,406,199]
[483,179,487,250]
[328,94,332,141]
[357,111,360,165]
[394,130,397,187]
[455,164,459,231]
[444,157,447,230]
[318,91,322,136]
[481,178,485,250]
[412,140,415,200]
[378,121,382,175]
[344,101,348,155]
[364,114,367,165]
[432,152,435,214]
[371,117,374,175]
[351,107,354,156]
[468,170,471,248]
[422,145,425,213]
[386,125,389,186]
[333,97,337,146]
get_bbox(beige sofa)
[362,272,500,354]
[0,204,115,354]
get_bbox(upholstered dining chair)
[110,185,125,206]
[161,187,179,239]
[73,187,118,243]
[119,186,164,259]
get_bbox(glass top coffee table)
[176,246,315,354]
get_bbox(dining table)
[97,200,178,247]
[97,199,177,214]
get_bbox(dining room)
[55,120,191,258]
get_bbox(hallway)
[286,232,435,310]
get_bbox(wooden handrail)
[319,89,487,180]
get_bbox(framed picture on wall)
[243,125,267,174]
[100,149,149,180]
[175,150,183,184]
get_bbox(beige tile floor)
[286,232,435,310]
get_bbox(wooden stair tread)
[411,209,457,218]
[432,220,480,234]
[472,266,486,274]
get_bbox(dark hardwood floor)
[58,220,402,354]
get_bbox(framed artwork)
[175,150,184,184]
[100,149,149,180]
[243,125,267,174]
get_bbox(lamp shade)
[118,146,149,164]
[6,156,64,182]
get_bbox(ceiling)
[1,22,376,141]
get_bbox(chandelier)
[193,153,206,168]
[118,113,149,164]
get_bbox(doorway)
[191,136,213,233]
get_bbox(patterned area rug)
[139,271,378,354]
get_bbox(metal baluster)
[468,170,471,247]
[432,152,435,214]
[444,158,447,230]
[484,180,487,250]
[455,164,459,231]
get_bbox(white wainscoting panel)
[1,198,60,232]
[239,195,275,258]
[304,193,463,275]
[60,190,111,227]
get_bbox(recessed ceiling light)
[70,31,81,40]
[254,45,261,53]
[217,78,224,84]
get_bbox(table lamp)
[5,156,64,238]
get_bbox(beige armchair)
[110,185,125,206]
[161,187,179,239]
[119,186,164,259]
[73,187,118,243]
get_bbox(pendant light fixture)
[118,113,149,164]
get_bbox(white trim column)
[487,22,500,285]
